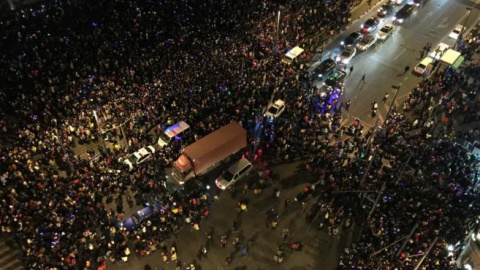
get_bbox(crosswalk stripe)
[0,239,22,270]
[0,251,20,265]
[2,258,23,270]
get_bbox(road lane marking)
[393,48,406,60]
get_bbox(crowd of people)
[335,62,480,268]
[0,0,356,269]
[0,0,479,269]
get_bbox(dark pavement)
[109,161,363,270]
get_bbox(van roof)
[164,121,190,138]
[227,158,251,173]
[440,49,461,65]
[285,46,304,59]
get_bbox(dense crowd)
[0,0,354,269]
[0,0,479,269]
[335,61,480,268]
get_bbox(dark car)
[393,4,414,24]
[340,32,363,47]
[361,17,380,33]
[377,4,394,17]
[324,70,346,89]
[312,59,337,80]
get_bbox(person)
[404,65,410,74]
[232,218,239,232]
[221,235,227,248]
[345,100,351,111]
[274,188,281,199]
[241,246,248,256]
[225,256,232,266]
[349,66,354,74]
[361,74,366,83]
[382,92,389,103]
[282,227,290,242]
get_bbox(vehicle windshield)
[221,170,235,182]
[350,33,360,38]
[159,133,171,144]
[418,64,426,69]
[341,51,350,57]
[128,155,138,164]
[268,106,279,114]
[324,78,336,87]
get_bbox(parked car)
[265,99,286,119]
[357,34,377,51]
[337,46,356,65]
[414,57,434,75]
[361,17,380,33]
[312,59,337,80]
[340,32,363,47]
[123,146,156,171]
[376,24,394,40]
[449,24,464,40]
[323,70,346,90]
[215,158,253,190]
[377,4,394,17]
[429,43,449,60]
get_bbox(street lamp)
[7,0,14,10]
[93,110,107,150]
[275,10,281,52]
[455,8,473,48]
[384,85,400,126]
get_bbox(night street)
[1,0,480,269]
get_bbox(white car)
[357,34,377,51]
[265,99,285,118]
[123,146,156,171]
[449,24,464,40]
[376,24,394,40]
[215,158,253,190]
[337,46,356,64]
[429,43,449,60]
[414,57,434,75]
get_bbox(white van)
[157,121,190,148]
[282,46,304,65]
[215,158,253,190]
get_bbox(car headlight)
[393,16,396,21]
[318,74,323,77]
[361,24,364,28]
[340,41,344,45]
[342,58,350,64]
[397,19,403,23]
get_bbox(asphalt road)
[110,161,363,270]
[316,0,480,128]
